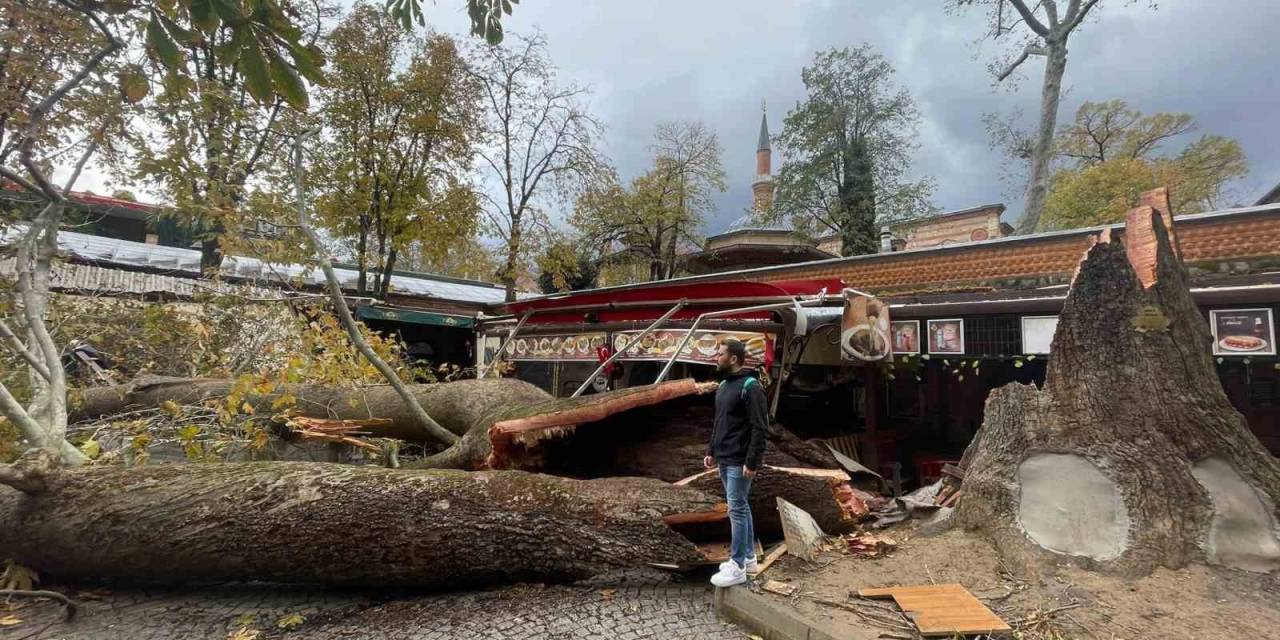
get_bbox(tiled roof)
[502,203,1280,310]
[0,226,511,304]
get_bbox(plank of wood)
[855,584,1010,637]
[750,544,787,576]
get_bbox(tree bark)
[1016,39,1068,234]
[0,457,720,589]
[676,465,870,539]
[70,376,551,443]
[955,201,1280,576]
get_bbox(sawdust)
[762,526,1280,639]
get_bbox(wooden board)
[857,584,1010,637]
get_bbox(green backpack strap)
[740,376,757,401]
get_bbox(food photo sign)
[1210,308,1275,356]
[612,330,772,367]
[506,333,608,361]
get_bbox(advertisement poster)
[927,319,965,354]
[1210,308,1275,356]
[841,293,891,361]
[505,333,608,361]
[890,320,920,354]
[1021,316,1059,354]
[612,330,771,367]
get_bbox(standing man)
[705,338,769,587]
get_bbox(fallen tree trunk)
[70,376,551,444]
[675,465,872,538]
[955,195,1280,576]
[0,451,721,589]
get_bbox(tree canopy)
[769,45,933,256]
[310,4,483,297]
[1041,100,1247,229]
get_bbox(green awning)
[356,306,474,328]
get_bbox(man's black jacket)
[707,369,769,470]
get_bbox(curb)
[713,585,846,640]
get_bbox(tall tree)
[0,0,324,465]
[572,121,724,282]
[310,4,482,297]
[770,45,932,257]
[954,0,1150,234]
[468,32,601,302]
[1041,100,1247,229]
[116,0,328,271]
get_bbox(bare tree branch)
[0,317,51,381]
[1007,0,1050,36]
[996,43,1048,81]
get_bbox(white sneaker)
[719,555,758,573]
[710,560,747,587]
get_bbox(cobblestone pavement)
[3,573,745,640]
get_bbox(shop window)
[964,317,1021,356]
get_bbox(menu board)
[505,332,608,361]
[1210,309,1275,356]
[612,329,772,367]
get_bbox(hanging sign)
[841,291,891,361]
[505,333,608,361]
[612,329,772,367]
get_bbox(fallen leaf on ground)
[227,627,261,640]
[600,588,616,601]
[0,615,22,626]
[276,613,305,629]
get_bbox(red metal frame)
[505,278,845,324]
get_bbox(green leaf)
[190,0,221,31]
[238,39,275,104]
[159,13,198,44]
[147,13,183,68]
[285,41,324,83]
[211,0,243,23]
[268,51,308,110]
[118,68,150,103]
[1026,355,1036,361]
[1013,359,1024,368]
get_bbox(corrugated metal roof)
[0,226,510,304]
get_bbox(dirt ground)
[759,523,1280,639]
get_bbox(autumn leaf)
[119,68,150,103]
[276,613,305,629]
[0,615,21,626]
[227,627,261,640]
[78,439,102,459]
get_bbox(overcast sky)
[78,0,1280,235]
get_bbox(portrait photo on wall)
[927,319,965,354]
[1210,308,1276,356]
[890,320,920,354]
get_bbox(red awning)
[506,278,844,324]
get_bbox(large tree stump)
[0,451,721,589]
[955,202,1280,576]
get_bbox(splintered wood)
[857,584,1010,637]
[285,416,388,452]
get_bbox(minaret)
[752,101,775,214]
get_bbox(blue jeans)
[719,464,754,568]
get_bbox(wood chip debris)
[761,580,797,597]
[844,532,897,556]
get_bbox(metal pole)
[570,300,686,397]
[481,310,531,379]
[653,292,831,384]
